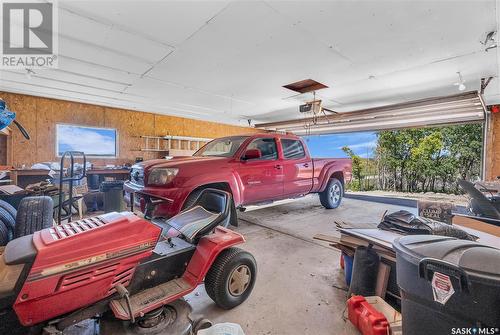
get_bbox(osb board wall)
[0,135,6,165]
[0,92,259,167]
[486,112,499,180]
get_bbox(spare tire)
[0,207,15,240]
[0,221,9,246]
[14,196,53,239]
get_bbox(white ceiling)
[0,0,499,127]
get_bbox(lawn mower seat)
[155,189,231,243]
[458,179,500,220]
[3,235,37,265]
[0,235,36,308]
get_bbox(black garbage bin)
[99,180,125,213]
[393,235,500,335]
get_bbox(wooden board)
[452,214,500,237]
[375,262,391,298]
[339,228,401,250]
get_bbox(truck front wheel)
[319,178,343,209]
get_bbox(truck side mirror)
[242,149,262,160]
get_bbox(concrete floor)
[185,195,414,335]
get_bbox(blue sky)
[302,131,377,158]
[57,125,117,156]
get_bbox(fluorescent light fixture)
[256,91,486,135]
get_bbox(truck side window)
[282,139,306,159]
[246,138,278,160]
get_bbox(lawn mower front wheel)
[204,247,257,310]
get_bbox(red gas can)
[347,296,390,335]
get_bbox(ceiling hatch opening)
[283,79,328,94]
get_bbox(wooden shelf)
[136,135,212,153]
[140,149,169,152]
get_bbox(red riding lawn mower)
[0,189,257,334]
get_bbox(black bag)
[348,245,380,297]
[378,210,477,241]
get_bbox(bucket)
[343,253,354,286]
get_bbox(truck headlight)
[147,168,179,185]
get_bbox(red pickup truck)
[124,133,352,224]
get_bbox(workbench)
[86,169,130,177]
[85,169,130,190]
[9,169,52,188]
[8,168,130,189]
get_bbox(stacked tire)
[0,196,53,246]
[0,200,17,246]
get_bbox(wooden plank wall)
[0,92,259,167]
[486,112,500,180]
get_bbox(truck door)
[280,138,313,196]
[238,137,284,204]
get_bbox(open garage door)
[255,91,487,135]
[256,91,489,178]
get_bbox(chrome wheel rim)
[228,265,251,296]
[329,184,341,204]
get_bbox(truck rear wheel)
[319,178,343,209]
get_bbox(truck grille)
[130,168,144,186]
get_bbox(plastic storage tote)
[393,235,500,335]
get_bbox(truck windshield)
[194,136,249,157]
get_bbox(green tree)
[342,146,363,190]
[441,124,482,181]
[375,124,482,193]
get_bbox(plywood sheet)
[3,93,37,167]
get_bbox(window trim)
[240,137,279,161]
[281,139,306,160]
[55,123,119,158]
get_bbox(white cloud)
[337,139,378,150]
[57,126,116,156]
